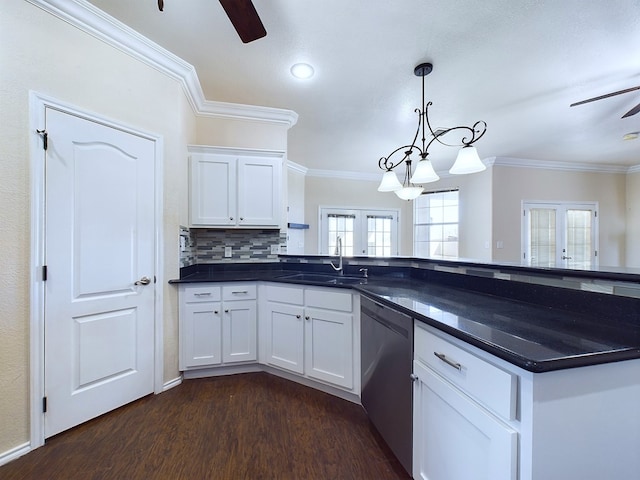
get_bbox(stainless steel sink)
[277,273,365,285]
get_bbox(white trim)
[628,164,640,174]
[0,442,31,467]
[28,91,165,447]
[26,0,298,128]
[187,144,286,159]
[491,156,630,174]
[162,376,183,392]
[287,160,309,175]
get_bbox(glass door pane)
[529,208,556,267]
[565,209,592,269]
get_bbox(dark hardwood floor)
[1,372,411,479]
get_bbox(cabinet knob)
[214,310,219,314]
[225,309,229,313]
[240,217,244,221]
[305,316,310,321]
[296,314,301,319]
[230,217,234,221]
[410,373,419,382]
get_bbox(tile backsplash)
[180,227,286,267]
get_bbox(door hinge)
[42,265,48,281]
[42,396,47,413]
[36,129,48,150]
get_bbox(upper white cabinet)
[189,145,283,228]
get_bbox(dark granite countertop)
[355,280,640,373]
[169,267,640,373]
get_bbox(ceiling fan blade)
[570,85,640,107]
[218,0,267,43]
[622,102,640,118]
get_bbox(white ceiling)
[87,0,640,175]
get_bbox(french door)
[522,202,598,269]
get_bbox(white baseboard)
[162,376,183,392]
[0,441,31,467]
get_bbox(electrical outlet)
[224,246,232,257]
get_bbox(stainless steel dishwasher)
[361,294,413,475]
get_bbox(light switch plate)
[224,246,232,257]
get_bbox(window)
[522,201,598,269]
[413,190,459,259]
[320,208,399,256]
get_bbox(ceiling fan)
[570,85,640,118]
[157,0,266,44]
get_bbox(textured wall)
[0,1,192,455]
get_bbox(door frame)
[28,91,165,448]
[521,199,599,268]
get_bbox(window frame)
[318,207,400,257]
[413,189,460,260]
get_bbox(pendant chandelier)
[377,62,488,200]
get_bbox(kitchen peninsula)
[170,255,640,480]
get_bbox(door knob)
[135,276,151,285]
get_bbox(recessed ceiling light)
[290,63,314,80]
[623,132,639,141]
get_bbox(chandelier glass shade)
[377,62,487,199]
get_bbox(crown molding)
[628,164,640,174]
[27,0,298,128]
[286,161,308,175]
[491,156,631,174]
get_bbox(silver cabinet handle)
[194,292,211,296]
[434,352,462,371]
[135,276,151,285]
[562,255,572,260]
[231,291,248,295]
[410,373,419,382]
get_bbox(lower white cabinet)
[413,324,518,480]
[179,283,257,370]
[261,283,357,392]
[413,360,518,480]
[413,322,640,480]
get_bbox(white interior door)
[44,107,156,438]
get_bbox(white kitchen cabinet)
[414,322,640,480]
[413,324,518,480]
[261,283,358,392]
[179,283,257,370]
[189,146,283,228]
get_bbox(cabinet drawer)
[305,288,352,312]
[265,284,304,305]
[181,285,221,303]
[415,324,516,420]
[222,283,257,301]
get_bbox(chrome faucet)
[330,236,343,275]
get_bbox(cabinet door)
[222,300,257,364]
[264,302,304,374]
[413,361,518,480]
[304,307,353,389]
[190,153,236,226]
[237,157,281,226]
[181,302,222,368]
